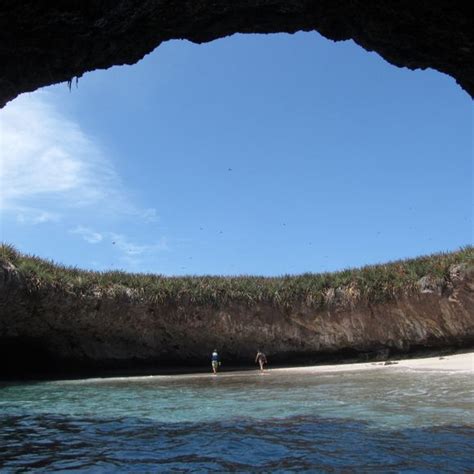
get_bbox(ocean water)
[1,367,473,472]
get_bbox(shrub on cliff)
[1,243,472,309]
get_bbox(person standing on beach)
[211,349,220,374]
[255,350,267,372]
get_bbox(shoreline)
[2,246,473,382]
[271,351,473,375]
[47,351,473,384]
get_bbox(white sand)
[271,351,474,375]
[62,352,474,384]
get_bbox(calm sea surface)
[1,367,473,472]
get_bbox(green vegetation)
[1,243,472,309]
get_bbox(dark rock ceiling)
[0,0,472,108]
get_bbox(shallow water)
[1,368,473,472]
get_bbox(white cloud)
[0,92,158,221]
[109,232,168,255]
[0,93,118,211]
[16,208,60,225]
[69,225,168,261]
[139,208,159,223]
[70,225,104,244]
[1,93,168,273]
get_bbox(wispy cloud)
[0,93,158,221]
[1,92,168,273]
[1,93,117,212]
[70,225,104,244]
[16,208,60,225]
[109,232,168,255]
[70,225,168,254]
[139,208,160,223]
[69,225,169,271]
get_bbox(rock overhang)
[0,0,473,108]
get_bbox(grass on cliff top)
[1,243,473,309]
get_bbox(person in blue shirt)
[211,349,220,374]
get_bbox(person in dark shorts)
[211,349,220,374]
[255,350,267,372]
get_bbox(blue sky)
[0,32,472,275]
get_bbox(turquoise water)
[1,368,473,471]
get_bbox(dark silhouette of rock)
[0,1,473,108]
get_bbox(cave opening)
[1,32,471,276]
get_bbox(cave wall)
[1,0,473,108]
[1,261,473,375]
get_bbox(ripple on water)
[1,369,473,471]
[1,414,473,472]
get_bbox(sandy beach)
[272,351,474,375]
[61,351,473,385]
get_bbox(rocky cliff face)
[1,261,473,375]
[1,0,473,108]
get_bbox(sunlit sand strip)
[58,352,473,384]
[394,352,473,372]
[271,352,473,375]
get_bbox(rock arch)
[0,1,472,108]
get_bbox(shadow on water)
[1,413,473,472]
